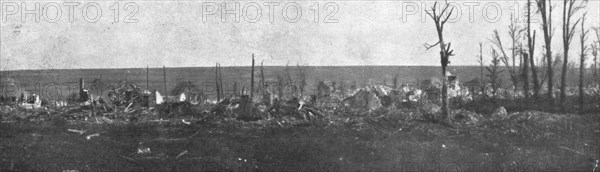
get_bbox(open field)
[0,108,598,171]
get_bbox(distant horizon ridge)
[0,65,486,72]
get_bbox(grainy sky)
[1,0,599,70]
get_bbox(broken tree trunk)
[579,14,588,112]
[522,46,530,99]
[146,65,149,109]
[528,0,541,98]
[261,61,265,99]
[251,54,255,100]
[163,66,168,102]
[216,63,220,103]
[250,54,255,116]
[479,43,485,99]
[79,78,85,102]
[219,63,224,99]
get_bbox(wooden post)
[251,54,255,99]
[79,78,84,102]
[199,66,205,103]
[219,63,223,98]
[260,61,265,99]
[188,80,192,102]
[216,63,221,103]
[251,54,255,115]
[163,66,167,102]
[146,66,149,109]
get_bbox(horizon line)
[0,65,490,72]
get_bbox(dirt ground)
[1,110,598,172]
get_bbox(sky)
[0,0,599,70]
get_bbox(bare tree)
[527,0,541,98]
[215,63,220,102]
[487,49,504,98]
[251,54,255,102]
[509,16,523,73]
[560,0,585,107]
[593,27,600,83]
[593,43,599,83]
[218,63,223,97]
[260,61,266,102]
[490,24,522,96]
[536,0,555,100]
[284,63,294,97]
[578,13,589,111]
[297,64,307,97]
[521,45,530,98]
[479,43,485,97]
[424,1,455,121]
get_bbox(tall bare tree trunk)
[560,0,568,106]
[579,52,585,112]
[522,46,530,98]
[479,43,484,98]
[578,14,589,112]
[528,0,540,99]
[545,1,553,101]
[561,0,583,107]
[424,2,455,121]
[536,0,554,101]
[594,45,599,83]
[490,16,522,97]
[593,28,600,85]
[509,16,521,96]
[251,54,255,102]
[595,49,599,82]
[249,54,255,116]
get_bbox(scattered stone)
[418,102,441,121]
[450,109,484,126]
[490,106,508,121]
[343,89,382,111]
[86,133,100,140]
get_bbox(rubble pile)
[341,89,382,111]
[5,76,587,132]
[105,84,149,110]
